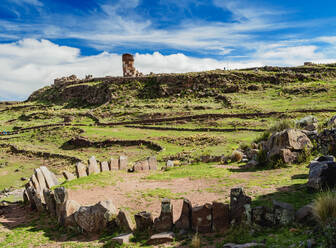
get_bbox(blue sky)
[1,0,336,100]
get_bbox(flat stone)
[212,201,230,233]
[148,156,157,170]
[100,161,109,172]
[119,156,128,170]
[40,166,59,189]
[87,156,100,175]
[109,158,119,170]
[62,171,76,181]
[147,232,174,245]
[76,162,87,178]
[192,203,212,233]
[111,233,133,245]
[175,198,192,230]
[30,174,40,192]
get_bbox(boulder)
[192,203,212,233]
[295,204,315,224]
[40,166,59,189]
[307,159,336,190]
[134,211,154,233]
[147,232,175,245]
[252,206,274,226]
[175,198,192,230]
[32,188,44,212]
[34,168,47,201]
[265,129,312,163]
[100,161,109,172]
[54,187,68,223]
[273,200,295,225]
[25,185,36,210]
[297,116,318,131]
[212,201,230,233]
[75,200,118,233]
[62,171,76,181]
[153,198,173,232]
[133,160,149,171]
[43,189,56,216]
[148,156,157,170]
[75,162,87,178]
[116,209,135,232]
[87,156,99,175]
[109,158,119,170]
[111,233,133,245]
[230,188,251,225]
[119,156,128,170]
[63,200,81,228]
[317,129,336,155]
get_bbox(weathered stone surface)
[109,158,119,170]
[75,162,87,178]
[316,155,335,162]
[148,156,157,170]
[100,161,109,172]
[133,160,149,171]
[317,128,336,154]
[223,243,265,248]
[273,200,295,225]
[192,203,212,233]
[147,232,174,245]
[43,189,56,216]
[116,209,135,232]
[34,168,47,199]
[25,185,36,210]
[30,174,40,193]
[63,200,81,227]
[54,187,68,222]
[40,166,59,189]
[175,198,192,230]
[23,189,29,205]
[297,116,318,131]
[153,198,173,232]
[62,171,76,181]
[135,211,154,233]
[111,233,133,245]
[87,156,100,175]
[119,156,128,170]
[230,188,251,225]
[166,160,174,168]
[295,204,315,224]
[307,159,336,190]
[212,201,230,233]
[74,200,117,233]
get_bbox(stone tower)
[122,53,142,77]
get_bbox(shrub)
[296,146,312,164]
[269,119,295,133]
[231,150,243,162]
[313,191,336,224]
[191,233,201,248]
[253,130,271,143]
[256,148,268,167]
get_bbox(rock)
[175,198,192,230]
[147,232,175,245]
[63,200,81,228]
[223,243,265,248]
[166,160,174,168]
[148,156,157,170]
[153,198,173,232]
[306,239,316,248]
[116,209,135,232]
[25,185,36,210]
[119,156,128,170]
[54,187,68,222]
[307,160,336,190]
[111,233,133,245]
[230,188,252,225]
[328,115,336,127]
[192,203,212,233]
[134,211,154,233]
[87,156,99,175]
[62,171,76,181]
[317,128,336,155]
[75,200,118,233]
[245,160,258,169]
[295,204,315,224]
[212,201,230,233]
[32,188,44,212]
[109,158,119,170]
[23,189,29,205]
[133,160,149,171]
[316,155,335,162]
[252,206,274,226]
[30,174,40,193]
[100,161,109,172]
[43,189,56,216]
[34,168,47,196]
[297,116,318,131]
[266,129,312,163]
[40,166,59,189]
[75,162,87,178]
[273,200,295,225]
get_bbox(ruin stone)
[175,198,192,230]
[87,156,100,175]
[307,158,336,190]
[25,185,36,210]
[40,166,59,189]
[34,168,47,202]
[119,156,128,170]
[153,198,173,232]
[297,116,318,131]
[63,200,81,228]
[133,159,149,171]
[62,171,76,181]
[122,53,142,77]
[192,203,212,233]
[135,211,154,233]
[54,187,68,223]
[109,158,119,170]
[230,188,251,225]
[111,233,133,245]
[30,174,40,193]
[100,161,109,172]
[273,200,295,225]
[116,209,135,233]
[147,232,175,245]
[32,188,44,212]
[212,201,230,233]
[148,156,158,170]
[43,189,56,217]
[76,162,87,178]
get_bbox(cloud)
[316,36,336,44]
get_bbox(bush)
[191,233,201,248]
[253,131,271,143]
[231,150,243,162]
[269,119,295,133]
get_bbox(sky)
[1,0,336,100]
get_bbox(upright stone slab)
[30,174,40,192]
[175,198,192,230]
[32,187,44,212]
[135,211,154,233]
[54,187,69,224]
[116,209,135,232]
[25,185,36,210]
[192,203,212,233]
[40,166,59,189]
[63,200,81,228]
[133,160,149,171]
[119,156,128,170]
[87,156,100,175]
[109,158,119,170]
[62,171,76,181]
[76,162,87,178]
[34,168,47,194]
[212,201,230,233]
[153,198,173,232]
[148,156,157,170]
[100,161,109,172]
[230,188,251,225]
[43,189,56,217]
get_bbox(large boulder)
[175,198,192,230]
[265,129,312,163]
[307,157,336,190]
[134,211,154,233]
[212,201,230,233]
[74,200,117,233]
[230,188,251,225]
[153,198,173,232]
[192,203,212,233]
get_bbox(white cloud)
[316,36,336,44]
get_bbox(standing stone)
[87,156,100,175]
[63,200,81,228]
[116,209,135,232]
[133,160,149,171]
[74,200,118,233]
[76,162,87,178]
[192,203,212,233]
[148,156,158,170]
[34,168,47,196]
[32,188,44,212]
[30,174,40,193]
[273,200,295,225]
[153,198,173,232]
[135,211,154,233]
[43,189,56,217]
[109,158,119,170]
[23,189,29,205]
[62,171,76,181]
[230,188,251,225]
[100,161,109,172]
[212,201,230,233]
[25,185,36,210]
[40,166,59,189]
[119,156,128,170]
[175,198,192,230]
[54,187,69,223]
